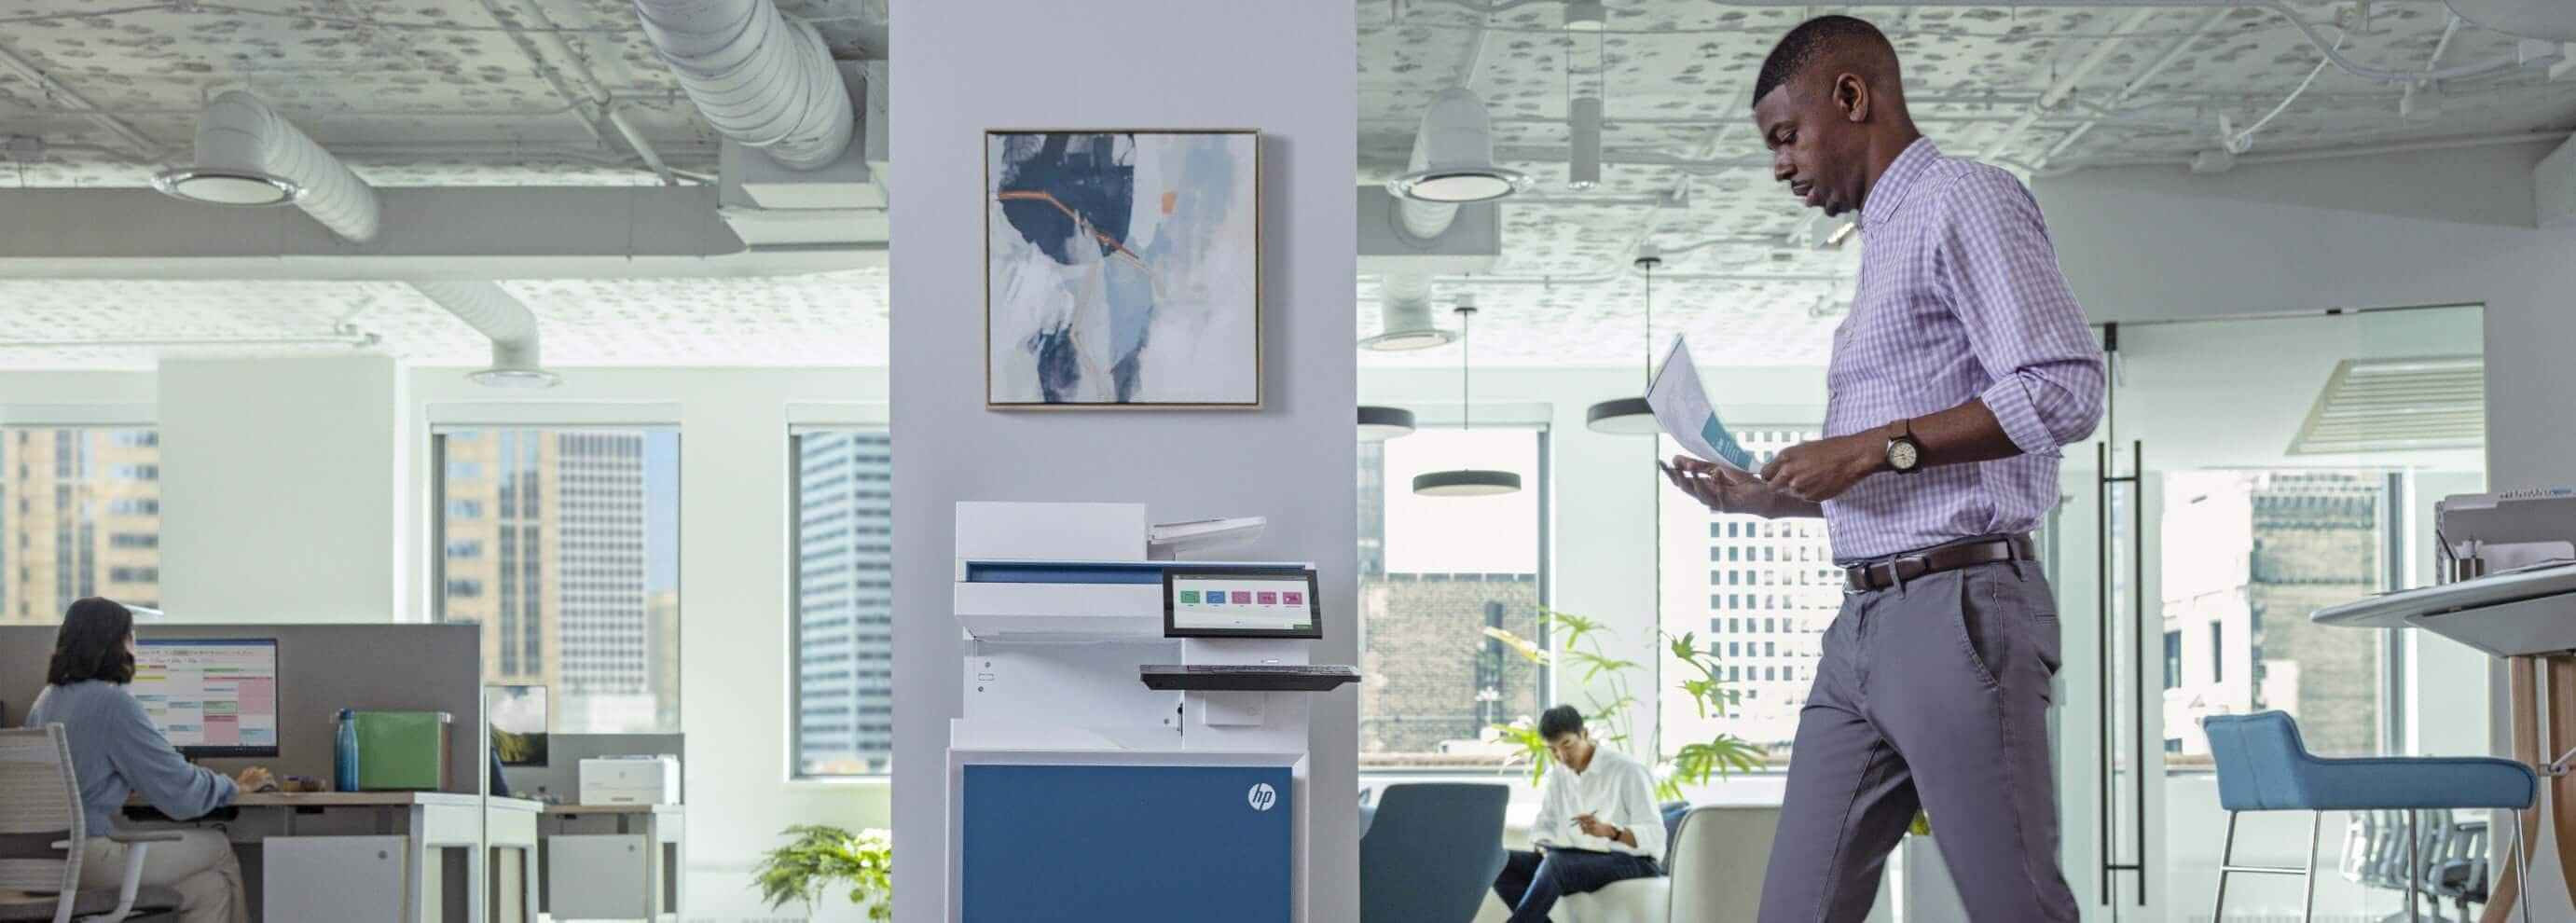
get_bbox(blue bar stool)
[2202,710,2537,923]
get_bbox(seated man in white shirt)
[1494,706,1668,923]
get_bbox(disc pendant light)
[1413,304,1522,497]
[1586,245,1664,434]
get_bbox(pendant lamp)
[1586,244,1664,434]
[1357,406,1416,442]
[1414,304,1522,497]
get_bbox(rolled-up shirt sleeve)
[1937,166,2106,455]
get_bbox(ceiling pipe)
[1985,7,2163,162]
[152,90,381,242]
[410,280,559,388]
[1361,272,1460,351]
[2031,7,2232,170]
[1412,0,2536,87]
[633,0,854,170]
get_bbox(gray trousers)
[1756,559,2079,923]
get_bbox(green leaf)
[748,825,892,914]
[1568,649,1640,684]
[1482,626,1550,665]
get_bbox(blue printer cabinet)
[961,763,1293,923]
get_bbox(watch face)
[1888,439,1921,471]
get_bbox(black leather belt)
[1843,534,2036,592]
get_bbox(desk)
[486,798,541,923]
[540,804,683,922]
[127,791,486,923]
[2315,569,2576,922]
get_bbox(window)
[2159,470,2404,765]
[0,428,161,624]
[434,429,681,734]
[1660,426,1832,771]
[1357,426,1545,769]
[2209,622,2225,683]
[2163,629,2183,690]
[792,429,894,778]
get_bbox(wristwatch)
[1884,419,1923,475]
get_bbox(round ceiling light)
[1387,169,1530,204]
[1585,396,1660,434]
[467,367,561,389]
[151,168,300,206]
[1358,328,1458,352]
[1412,469,1523,497]
[1358,406,1417,442]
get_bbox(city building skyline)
[1,428,162,625]
[794,430,895,776]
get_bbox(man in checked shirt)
[1661,15,2106,923]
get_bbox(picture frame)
[984,129,1262,409]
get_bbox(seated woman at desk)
[22,598,271,923]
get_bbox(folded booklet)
[1647,338,1757,472]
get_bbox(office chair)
[1357,783,1508,923]
[0,725,184,922]
[2203,711,2536,923]
[2428,818,2491,921]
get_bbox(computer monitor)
[131,639,280,759]
[485,684,549,767]
[1164,568,1322,639]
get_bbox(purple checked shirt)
[1820,138,2106,563]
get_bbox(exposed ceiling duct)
[410,280,558,389]
[1360,273,1458,351]
[633,0,855,170]
[1388,86,1529,205]
[153,90,380,243]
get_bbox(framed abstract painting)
[985,130,1261,408]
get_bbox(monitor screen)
[485,684,550,767]
[1164,568,1322,639]
[131,639,280,758]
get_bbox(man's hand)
[1573,813,1618,840]
[1663,456,1812,518]
[1760,431,1886,503]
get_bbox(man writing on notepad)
[1492,705,1665,922]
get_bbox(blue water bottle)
[334,709,359,792]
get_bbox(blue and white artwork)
[986,131,1260,407]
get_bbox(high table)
[2313,562,2576,922]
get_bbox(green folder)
[350,710,451,791]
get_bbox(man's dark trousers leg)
[1494,847,1662,923]
[1756,561,2077,923]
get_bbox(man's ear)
[1837,73,1869,123]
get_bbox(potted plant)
[751,825,892,921]
[1484,608,1767,801]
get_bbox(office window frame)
[789,425,895,779]
[430,426,682,736]
[0,423,162,624]
[1355,423,1550,773]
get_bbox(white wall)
[158,356,408,623]
[889,2,1358,919]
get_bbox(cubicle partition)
[0,623,486,794]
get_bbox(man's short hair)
[1538,705,1586,740]
[1752,14,1896,109]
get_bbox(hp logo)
[1247,782,1278,812]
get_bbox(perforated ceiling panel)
[1357,0,2576,366]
